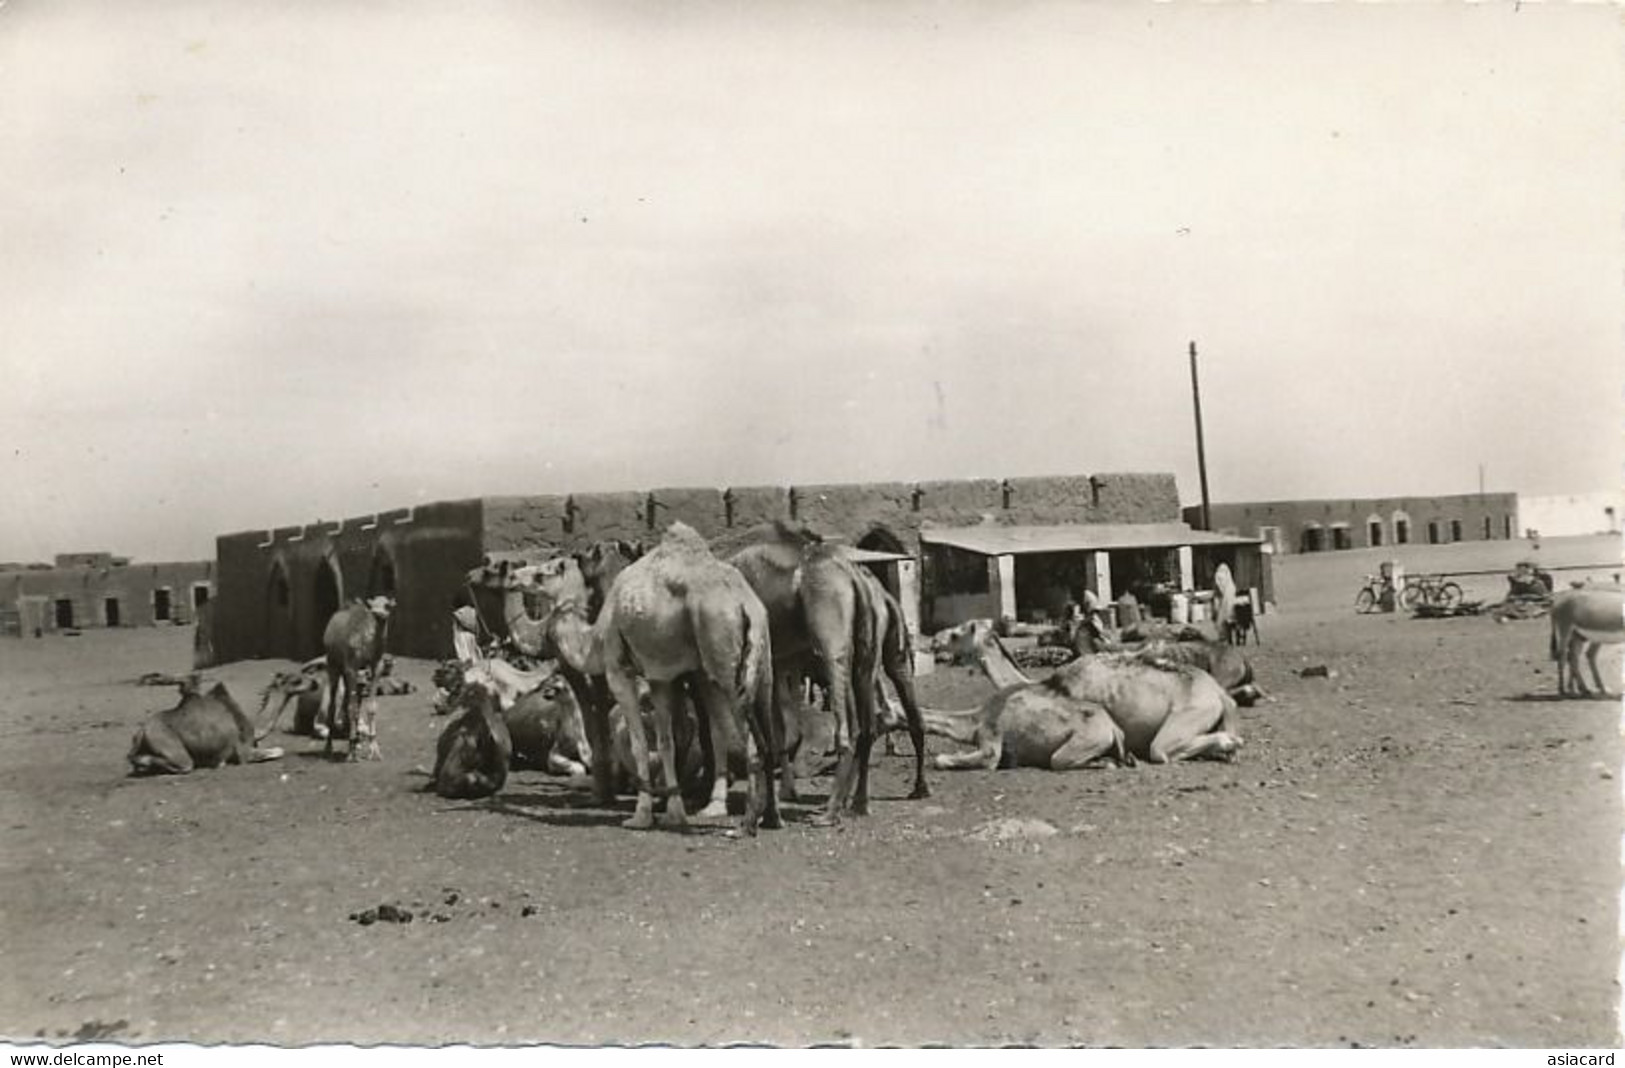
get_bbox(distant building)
[1185,489,1621,554]
[1515,492,1623,539]
[0,553,214,636]
[210,472,1269,665]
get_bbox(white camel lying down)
[907,620,1241,768]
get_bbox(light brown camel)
[730,523,915,823]
[938,620,1242,764]
[430,681,513,799]
[254,667,326,739]
[1550,585,1625,697]
[878,680,1128,771]
[1072,616,1264,706]
[129,677,285,775]
[596,522,783,833]
[322,595,394,761]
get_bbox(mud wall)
[479,473,1180,558]
[210,500,485,664]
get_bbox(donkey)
[1550,586,1625,698]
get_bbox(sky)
[2,1,1621,563]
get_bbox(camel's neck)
[546,604,602,675]
[973,633,1032,689]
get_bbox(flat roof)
[838,546,912,564]
[918,522,1263,556]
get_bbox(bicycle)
[1400,574,1463,611]
[1354,575,1389,614]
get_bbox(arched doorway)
[857,527,907,556]
[369,547,398,598]
[266,559,294,659]
[1366,514,1385,548]
[312,557,343,659]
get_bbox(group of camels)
[421,520,1261,835]
[126,521,1263,823]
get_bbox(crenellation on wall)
[791,482,913,539]
[1085,473,1183,524]
[566,492,647,548]
[722,485,791,532]
[650,487,728,541]
[482,495,572,554]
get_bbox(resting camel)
[255,667,326,739]
[597,522,783,833]
[129,677,285,775]
[464,659,594,775]
[730,522,927,822]
[1550,586,1625,697]
[938,620,1242,764]
[1072,616,1264,706]
[322,595,394,761]
[430,681,513,798]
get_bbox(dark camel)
[430,681,513,799]
[129,677,285,775]
[322,595,394,761]
[730,522,927,823]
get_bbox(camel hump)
[658,521,711,555]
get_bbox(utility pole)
[1189,340,1212,531]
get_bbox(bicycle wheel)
[1399,583,1423,610]
[1436,582,1463,609]
[1355,588,1377,614]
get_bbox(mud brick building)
[0,553,213,636]
[210,472,1269,665]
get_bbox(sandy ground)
[1,535,1620,1048]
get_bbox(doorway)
[54,598,74,628]
[312,559,342,658]
[104,598,121,627]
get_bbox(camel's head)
[513,555,590,616]
[363,595,395,622]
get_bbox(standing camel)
[731,522,927,824]
[597,522,783,833]
[322,595,393,762]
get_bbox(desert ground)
[1,534,1620,1048]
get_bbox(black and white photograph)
[1,0,1621,1053]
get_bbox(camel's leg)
[1048,729,1126,770]
[323,669,341,759]
[604,649,656,830]
[559,664,616,803]
[752,662,783,832]
[648,680,689,829]
[809,650,856,826]
[1566,632,1592,697]
[1146,706,1243,763]
[546,752,588,777]
[1585,640,1616,698]
[688,680,731,820]
[773,671,800,803]
[849,650,880,816]
[932,732,1003,771]
[130,727,195,775]
[880,648,930,800]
